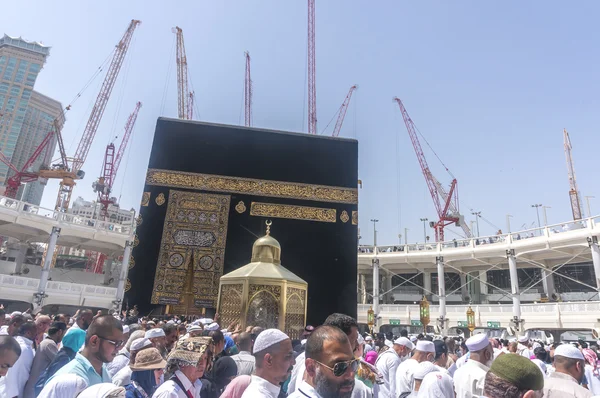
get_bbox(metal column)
[506,249,522,330]
[34,227,61,310]
[372,256,379,331]
[541,268,556,299]
[436,256,446,332]
[114,240,133,311]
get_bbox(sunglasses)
[98,336,126,349]
[314,358,359,377]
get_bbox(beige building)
[0,35,50,184]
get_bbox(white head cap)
[555,344,584,360]
[466,334,490,352]
[410,336,418,343]
[204,322,219,331]
[145,328,166,339]
[10,311,21,317]
[253,328,290,354]
[413,361,437,380]
[188,325,202,333]
[518,335,529,343]
[122,325,130,334]
[166,320,175,325]
[416,340,435,353]
[394,337,415,351]
[365,335,373,342]
[130,338,152,352]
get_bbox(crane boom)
[244,51,252,127]
[307,0,317,134]
[72,20,140,173]
[173,27,193,120]
[94,102,142,217]
[393,97,470,241]
[564,128,583,220]
[332,85,357,137]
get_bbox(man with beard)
[375,333,388,355]
[241,329,295,398]
[453,334,494,398]
[162,324,179,352]
[288,326,358,398]
[375,337,413,397]
[46,314,124,387]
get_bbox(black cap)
[434,339,448,355]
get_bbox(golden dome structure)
[217,221,307,338]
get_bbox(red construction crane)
[93,101,142,218]
[244,51,252,127]
[307,0,317,134]
[0,130,57,198]
[39,19,141,212]
[564,128,583,220]
[332,85,357,137]
[393,97,471,241]
[173,27,194,120]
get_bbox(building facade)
[0,35,50,184]
[14,91,63,205]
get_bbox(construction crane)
[564,128,583,220]
[93,101,142,218]
[0,130,57,198]
[244,51,252,127]
[38,19,141,212]
[173,27,194,120]
[393,97,471,241]
[332,85,357,137]
[307,0,317,134]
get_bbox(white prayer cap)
[205,322,219,331]
[122,325,130,334]
[394,337,415,350]
[130,338,152,352]
[413,361,437,380]
[518,335,529,343]
[365,335,373,342]
[253,328,290,354]
[555,344,584,360]
[416,340,435,353]
[188,325,202,333]
[509,338,517,343]
[410,336,418,343]
[385,340,394,348]
[166,320,175,325]
[532,342,541,350]
[145,328,166,339]
[199,318,213,325]
[10,311,21,317]
[466,334,490,352]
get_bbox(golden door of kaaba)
[127,118,358,322]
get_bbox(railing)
[358,216,597,254]
[0,196,135,236]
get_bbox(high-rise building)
[0,34,50,184]
[13,91,63,205]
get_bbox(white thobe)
[452,360,489,398]
[106,349,130,378]
[0,336,35,398]
[288,351,306,394]
[152,370,202,398]
[112,366,133,386]
[375,349,402,398]
[395,358,418,396]
[287,381,323,398]
[241,375,281,398]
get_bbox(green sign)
[389,319,401,326]
[487,321,501,328]
[411,320,422,326]
[457,321,468,327]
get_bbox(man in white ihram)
[375,337,413,398]
[241,329,296,398]
[395,340,436,397]
[453,334,494,398]
[517,335,534,358]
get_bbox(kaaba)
[126,118,358,324]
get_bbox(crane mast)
[173,27,194,120]
[564,128,583,220]
[307,0,317,134]
[244,51,252,127]
[393,97,470,241]
[94,102,142,218]
[43,20,140,212]
[332,85,357,137]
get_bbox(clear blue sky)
[2,1,600,245]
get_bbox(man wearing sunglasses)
[288,326,358,398]
[46,314,124,388]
